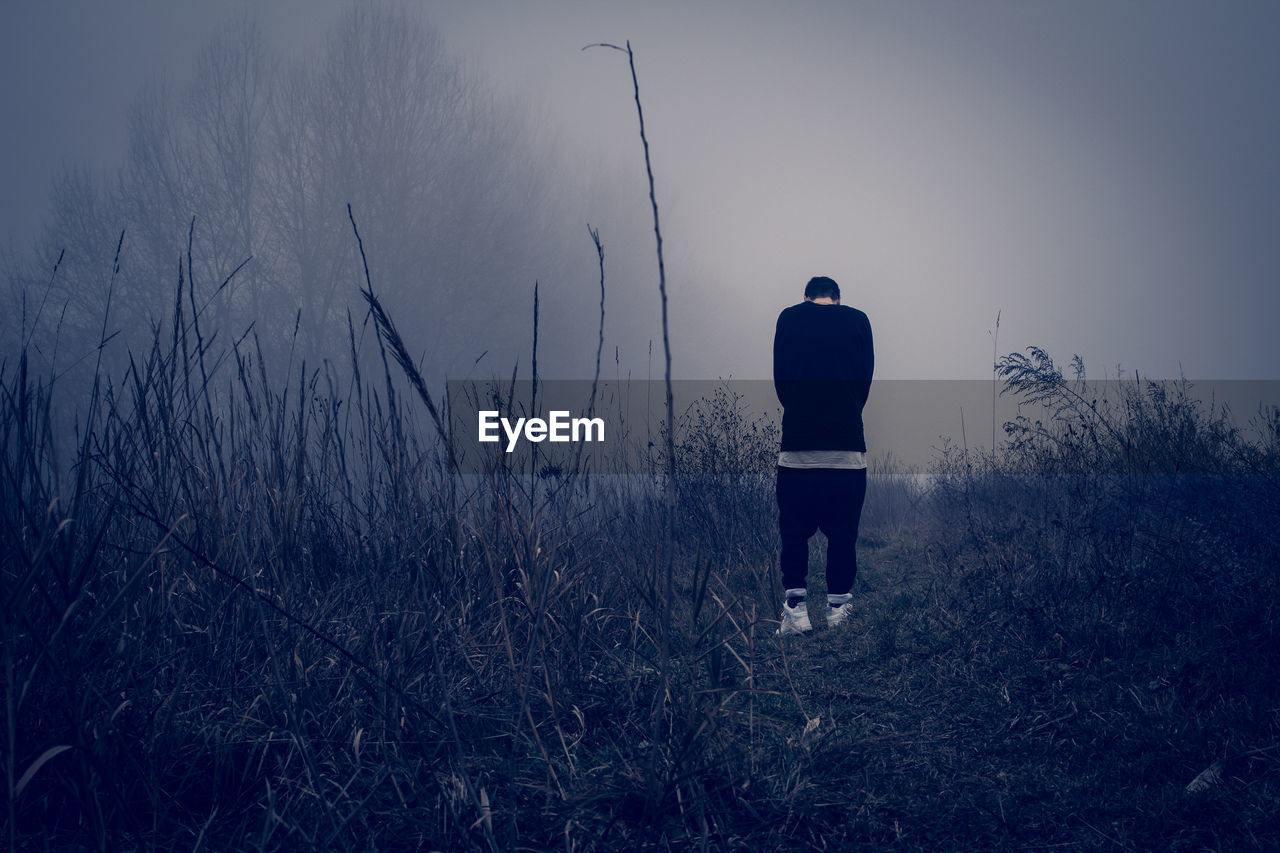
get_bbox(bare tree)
[11,6,576,383]
[265,5,560,371]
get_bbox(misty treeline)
[4,6,607,389]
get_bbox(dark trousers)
[776,466,867,595]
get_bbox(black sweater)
[772,301,874,452]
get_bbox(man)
[772,275,874,635]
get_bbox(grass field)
[3,279,1279,851]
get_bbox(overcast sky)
[4,0,1278,381]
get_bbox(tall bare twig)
[585,37,677,826]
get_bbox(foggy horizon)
[4,0,1279,385]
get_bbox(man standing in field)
[772,275,874,635]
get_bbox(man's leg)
[818,468,868,596]
[776,466,819,592]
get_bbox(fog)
[429,0,1280,382]
[2,3,614,386]
[4,1,1279,395]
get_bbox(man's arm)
[773,310,793,409]
[855,313,873,410]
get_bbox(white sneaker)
[777,598,812,636]
[827,600,855,629]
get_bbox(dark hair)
[804,276,840,301]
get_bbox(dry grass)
[5,285,1278,850]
